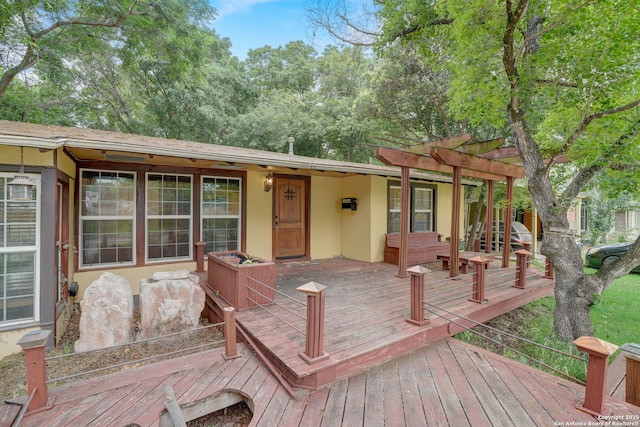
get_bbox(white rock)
[75,272,133,352]
[139,272,205,339]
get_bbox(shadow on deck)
[206,257,555,390]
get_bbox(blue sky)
[210,1,329,60]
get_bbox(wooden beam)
[449,166,462,278]
[405,133,472,155]
[456,138,505,155]
[375,147,507,181]
[398,167,410,278]
[476,146,519,160]
[430,147,524,178]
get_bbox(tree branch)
[547,99,640,166]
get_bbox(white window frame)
[0,173,40,327]
[79,169,136,269]
[145,173,193,263]
[200,176,242,253]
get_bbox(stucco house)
[0,120,482,358]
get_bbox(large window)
[146,174,192,261]
[80,170,135,267]
[1,174,39,325]
[387,182,435,233]
[201,177,241,253]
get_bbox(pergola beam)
[430,147,525,179]
[405,133,472,155]
[375,147,506,182]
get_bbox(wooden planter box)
[207,251,275,310]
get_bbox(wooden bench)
[437,251,496,274]
[384,232,449,266]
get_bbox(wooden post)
[18,330,51,412]
[469,257,490,304]
[222,307,239,360]
[406,266,430,326]
[522,241,532,268]
[574,336,619,416]
[297,281,329,364]
[397,166,410,278]
[513,249,530,289]
[485,180,494,254]
[449,166,461,278]
[502,176,514,268]
[195,241,206,273]
[544,258,555,279]
[621,343,640,407]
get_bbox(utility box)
[341,198,357,211]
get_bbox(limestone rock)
[75,272,133,352]
[139,272,205,339]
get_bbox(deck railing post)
[544,258,554,279]
[513,250,530,289]
[222,307,240,360]
[297,281,329,364]
[620,343,640,407]
[195,241,206,273]
[574,336,618,416]
[406,266,430,326]
[469,257,490,304]
[522,241,532,268]
[18,330,51,412]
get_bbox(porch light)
[8,147,35,201]
[264,173,274,192]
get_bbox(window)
[387,182,435,233]
[201,177,241,253]
[0,174,39,325]
[146,174,192,261]
[80,170,135,267]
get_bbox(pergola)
[375,134,525,278]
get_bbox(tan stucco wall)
[245,170,273,260]
[0,326,39,359]
[57,146,76,177]
[369,176,388,262]
[310,176,342,259]
[73,262,198,299]
[4,146,55,167]
[339,175,373,262]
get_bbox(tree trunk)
[507,105,602,340]
[465,184,485,251]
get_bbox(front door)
[273,176,308,260]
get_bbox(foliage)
[372,0,640,340]
[457,267,640,382]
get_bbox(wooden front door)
[274,176,308,260]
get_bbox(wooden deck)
[16,258,640,426]
[233,258,556,389]
[20,338,640,426]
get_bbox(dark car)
[585,242,640,273]
[479,221,533,252]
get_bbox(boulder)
[139,272,205,339]
[75,272,134,352]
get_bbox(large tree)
[314,0,640,339]
[378,0,640,339]
[0,0,217,116]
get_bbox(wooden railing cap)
[406,265,431,275]
[514,249,531,255]
[621,343,640,362]
[573,336,619,356]
[469,256,492,263]
[297,281,327,295]
[18,329,51,349]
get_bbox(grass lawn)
[456,267,640,382]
